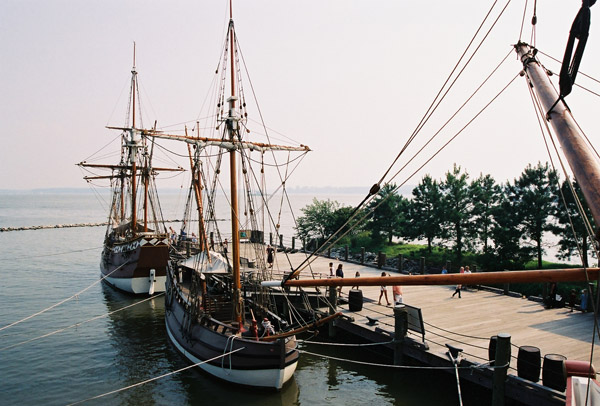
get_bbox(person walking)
[452,283,462,298]
[335,264,344,294]
[266,245,274,268]
[351,271,360,290]
[378,272,391,306]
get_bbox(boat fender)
[149,269,156,295]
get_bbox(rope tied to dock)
[298,349,510,371]
[0,293,164,351]
[297,339,394,347]
[0,260,132,332]
[66,347,246,405]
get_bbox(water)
[0,192,483,405]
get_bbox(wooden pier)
[272,251,599,405]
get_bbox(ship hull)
[101,235,169,295]
[165,274,298,389]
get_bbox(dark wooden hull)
[165,271,298,389]
[101,234,169,294]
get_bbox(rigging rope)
[0,293,164,351]
[378,0,511,185]
[523,65,600,376]
[0,260,132,332]
[66,347,246,406]
[297,349,508,371]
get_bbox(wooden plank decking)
[279,252,599,371]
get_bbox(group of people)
[328,262,403,306]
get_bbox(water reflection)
[100,285,300,405]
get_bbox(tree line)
[295,162,596,271]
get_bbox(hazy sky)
[2,0,599,192]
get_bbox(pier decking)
[274,251,598,404]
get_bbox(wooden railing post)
[328,285,337,338]
[393,305,408,365]
[492,333,511,406]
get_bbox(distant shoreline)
[0,185,416,196]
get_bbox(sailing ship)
[148,5,338,389]
[78,47,182,295]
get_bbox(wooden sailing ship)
[78,47,182,295]
[150,5,337,389]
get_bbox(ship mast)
[227,2,243,329]
[516,42,600,237]
[130,43,138,236]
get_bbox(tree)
[486,182,528,270]
[440,164,473,264]
[551,180,596,267]
[470,173,501,253]
[295,198,341,245]
[406,174,443,253]
[367,183,407,244]
[513,162,557,269]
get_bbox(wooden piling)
[393,305,408,365]
[398,254,403,273]
[492,333,511,406]
[328,284,337,338]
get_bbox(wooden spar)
[78,162,184,172]
[186,138,211,259]
[227,15,243,329]
[259,312,343,342]
[516,42,600,236]
[136,130,311,153]
[278,268,600,288]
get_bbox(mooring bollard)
[328,284,337,338]
[492,332,511,406]
[393,305,408,365]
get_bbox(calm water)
[0,192,484,406]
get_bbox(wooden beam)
[279,268,600,287]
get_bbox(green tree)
[513,162,557,269]
[295,198,341,244]
[440,164,473,264]
[470,173,500,253]
[406,174,443,253]
[486,182,528,270]
[551,180,596,267]
[367,183,407,244]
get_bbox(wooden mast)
[227,1,243,328]
[130,43,138,237]
[516,42,600,237]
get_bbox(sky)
[2,0,600,192]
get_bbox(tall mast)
[130,43,138,236]
[227,2,243,328]
[516,43,600,237]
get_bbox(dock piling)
[393,305,408,365]
[328,284,338,338]
[492,332,511,406]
